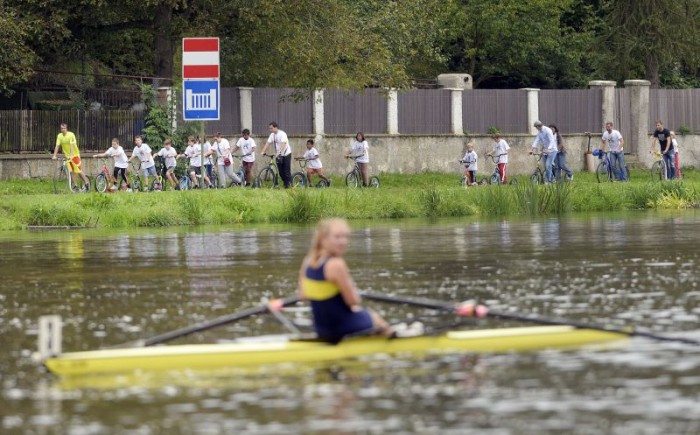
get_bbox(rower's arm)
[297,260,308,300]
[325,258,362,309]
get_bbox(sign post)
[182,37,220,121]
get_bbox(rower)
[299,218,411,343]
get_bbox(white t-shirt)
[202,141,213,166]
[493,139,510,164]
[304,147,322,169]
[462,150,477,171]
[185,143,202,167]
[602,130,623,152]
[350,140,369,163]
[236,137,256,163]
[267,130,291,156]
[212,139,231,166]
[157,147,177,168]
[105,146,129,169]
[672,138,679,152]
[132,143,155,168]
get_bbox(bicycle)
[458,159,486,186]
[529,153,545,184]
[94,158,133,193]
[345,156,379,188]
[53,157,91,194]
[256,153,282,189]
[149,157,166,191]
[292,158,330,188]
[595,150,629,183]
[129,160,144,191]
[486,154,517,185]
[650,151,667,181]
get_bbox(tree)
[441,0,594,88]
[596,0,700,87]
[0,9,37,94]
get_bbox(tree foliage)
[3,0,700,92]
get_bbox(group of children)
[461,134,511,186]
[92,130,367,191]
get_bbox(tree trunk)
[645,53,660,88]
[153,4,174,83]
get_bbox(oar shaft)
[361,292,700,346]
[142,296,300,347]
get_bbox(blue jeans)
[610,151,626,180]
[554,152,572,179]
[663,150,676,180]
[545,151,557,183]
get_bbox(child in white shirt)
[233,129,256,186]
[177,136,202,187]
[296,139,330,186]
[671,131,682,179]
[487,134,510,184]
[461,142,478,186]
[154,138,178,189]
[93,138,130,191]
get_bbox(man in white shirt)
[129,135,156,190]
[529,121,557,184]
[260,122,292,188]
[600,122,626,181]
[233,129,256,186]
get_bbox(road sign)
[182,38,220,79]
[183,37,220,121]
[183,80,220,121]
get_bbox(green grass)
[0,169,698,230]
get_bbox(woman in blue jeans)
[550,125,573,181]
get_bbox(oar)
[361,292,700,346]
[117,296,300,348]
[263,298,302,335]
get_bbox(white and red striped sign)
[182,38,220,79]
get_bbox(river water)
[1,213,699,434]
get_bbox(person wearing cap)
[529,121,557,184]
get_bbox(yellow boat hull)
[45,326,626,377]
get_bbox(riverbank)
[0,170,698,230]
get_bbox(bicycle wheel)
[316,179,329,188]
[509,178,518,186]
[95,173,108,193]
[132,175,143,192]
[257,167,277,189]
[596,161,611,183]
[650,161,666,181]
[178,175,191,191]
[489,173,500,185]
[530,173,541,185]
[53,165,69,194]
[345,171,359,188]
[623,165,630,181]
[150,177,163,192]
[460,176,468,187]
[291,172,306,188]
[478,178,488,185]
[369,176,380,188]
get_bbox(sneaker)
[126,188,133,192]
[568,174,574,181]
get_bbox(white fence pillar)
[313,89,324,136]
[238,87,253,131]
[522,88,540,134]
[625,79,651,164]
[589,80,616,128]
[387,89,399,134]
[448,88,464,135]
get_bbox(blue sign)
[183,80,220,121]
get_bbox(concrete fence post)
[387,89,398,134]
[588,80,617,129]
[448,88,464,135]
[313,89,324,137]
[238,87,253,131]
[522,88,540,134]
[624,80,651,163]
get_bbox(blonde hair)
[306,218,349,263]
